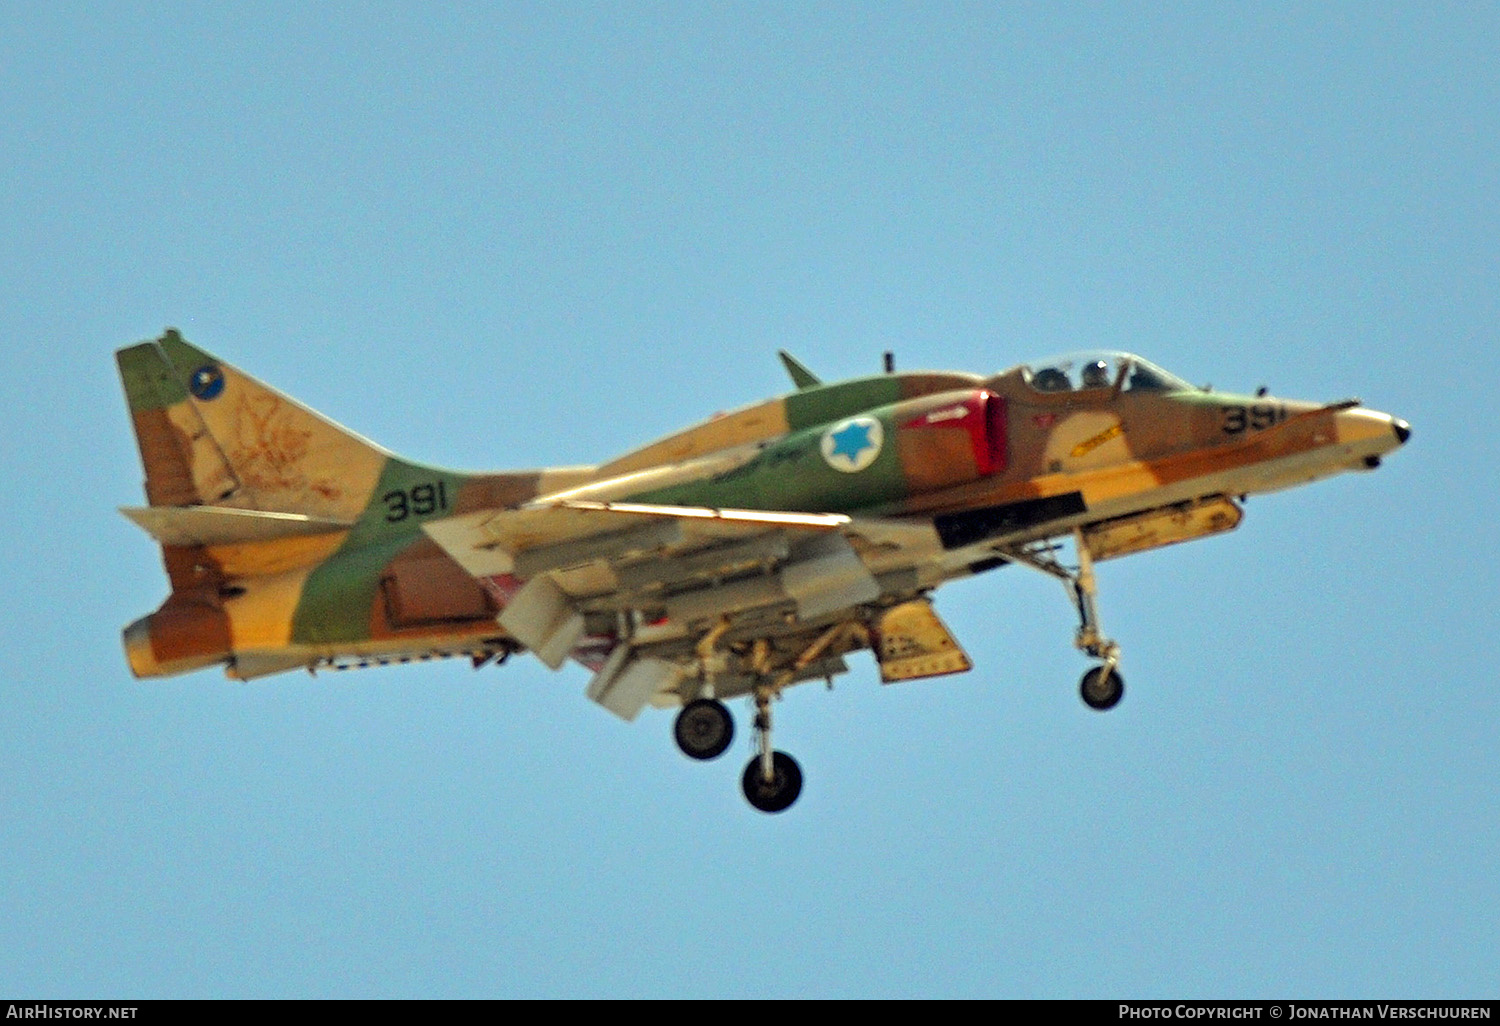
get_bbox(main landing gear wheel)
[1080,665,1125,711]
[674,698,734,760]
[741,750,803,813]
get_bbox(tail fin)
[117,329,393,522]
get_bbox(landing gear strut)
[741,687,802,813]
[673,618,737,762]
[1005,528,1126,711]
[1069,528,1124,711]
[678,620,851,812]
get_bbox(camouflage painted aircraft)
[119,329,1410,812]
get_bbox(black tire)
[1080,665,1125,711]
[673,698,734,760]
[741,751,803,813]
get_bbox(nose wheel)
[1079,664,1125,711]
[1069,528,1125,711]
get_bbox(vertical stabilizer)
[117,329,392,522]
[117,335,237,507]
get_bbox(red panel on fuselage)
[897,390,1007,492]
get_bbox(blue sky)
[1,2,1495,998]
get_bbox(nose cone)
[1332,407,1410,464]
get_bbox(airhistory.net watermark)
[6,1007,137,1019]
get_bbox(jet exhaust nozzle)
[122,601,232,679]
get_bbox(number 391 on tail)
[118,331,1409,812]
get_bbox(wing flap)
[422,500,955,680]
[779,533,881,620]
[513,517,686,578]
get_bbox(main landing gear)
[673,698,734,760]
[1007,528,1125,712]
[670,691,803,812]
[673,622,855,813]
[741,687,802,813]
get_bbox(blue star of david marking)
[829,420,875,464]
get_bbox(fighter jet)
[118,330,1409,812]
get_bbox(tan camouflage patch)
[183,362,387,520]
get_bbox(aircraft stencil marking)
[383,482,449,523]
[117,331,1410,813]
[1221,403,1290,435]
[1069,422,1125,458]
[923,405,970,425]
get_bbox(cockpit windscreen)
[1021,352,1197,394]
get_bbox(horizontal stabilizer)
[121,505,354,546]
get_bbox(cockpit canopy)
[1020,351,1197,395]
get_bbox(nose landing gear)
[1005,527,1126,711]
[1079,663,1125,711]
[1070,528,1124,711]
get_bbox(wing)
[423,500,974,719]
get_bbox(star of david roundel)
[188,365,225,401]
[820,416,884,473]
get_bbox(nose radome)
[1392,419,1411,445]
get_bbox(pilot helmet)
[1032,367,1071,392]
[1081,359,1111,389]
